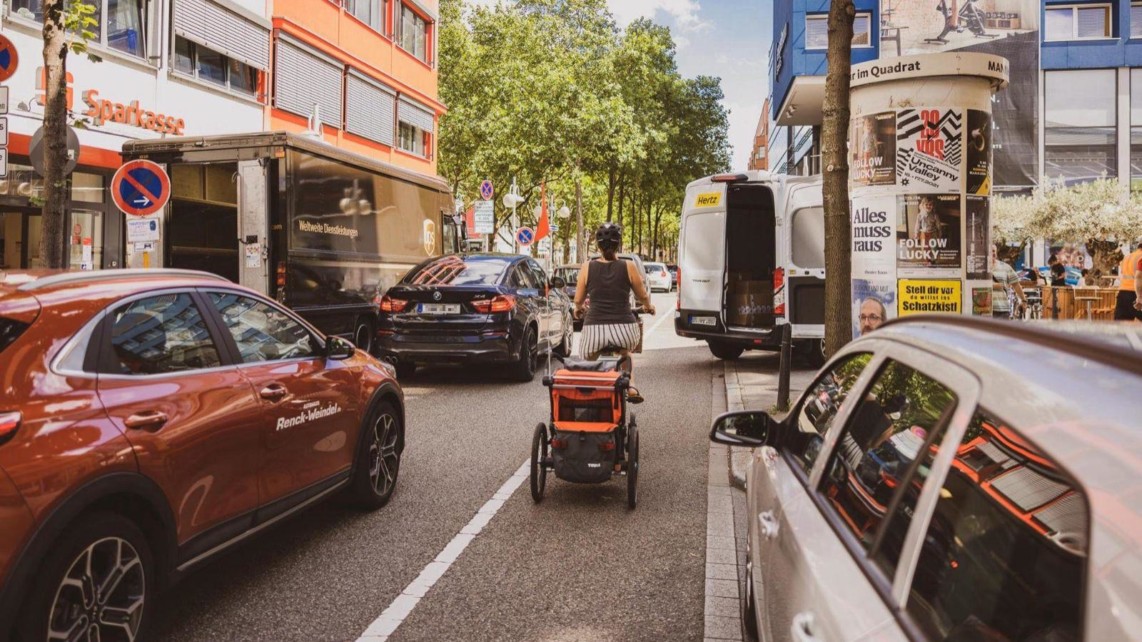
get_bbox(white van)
[674,171,825,365]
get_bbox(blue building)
[767,0,1142,189]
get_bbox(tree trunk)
[40,0,69,269]
[606,166,616,222]
[616,173,626,227]
[1087,238,1123,275]
[821,0,856,357]
[575,179,583,263]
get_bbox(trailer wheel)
[708,340,744,361]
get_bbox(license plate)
[690,315,716,326]
[418,303,461,315]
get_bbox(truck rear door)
[679,184,726,316]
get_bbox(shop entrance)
[0,209,43,270]
[167,163,239,283]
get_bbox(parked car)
[552,264,583,330]
[376,254,573,381]
[711,316,1142,642]
[0,269,405,642]
[666,264,678,290]
[643,261,672,293]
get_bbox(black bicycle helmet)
[595,222,622,250]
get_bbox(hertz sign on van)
[695,192,721,207]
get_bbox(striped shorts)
[579,322,641,358]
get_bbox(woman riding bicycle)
[573,222,656,403]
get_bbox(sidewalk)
[722,352,816,489]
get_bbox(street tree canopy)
[438,0,729,260]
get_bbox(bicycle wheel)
[530,422,548,502]
[626,419,639,509]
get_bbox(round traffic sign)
[29,126,81,177]
[516,227,535,247]
[479,180,494,201]
[0,35,19,83]
[112,160,171,217]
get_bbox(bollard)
[777,323,792,411]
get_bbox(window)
[173,36,259,98]
[904,411,1087,641]
[403,256,511,286]
[346,0,385,32]
[108,294,221,375]
[788,353,873,476]
[1130,69,1142,189]
[1045,69,1117,183]
[208,293,319,363]
[818,360,957,559]
[399,121,427,156]
[11,0,148,58]
[399,4,429,62]
[805,13,872,50]
[1045,4,1113,41]
[791,207,825,269]
[1133,3,1142,38]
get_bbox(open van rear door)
[678,184,727,317]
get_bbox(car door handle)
[758,510,779,540]
[791,611,821,642]
[259,384,289,401]
[124,411,168,431]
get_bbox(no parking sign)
[111,160,171,217]
[516,227,535,247]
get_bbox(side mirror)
[709,410,776,448]
[550,276,566,289]
[327,336,356,360]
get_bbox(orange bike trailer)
[546,369,625,483]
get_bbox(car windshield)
[645,263,665,272]
[402,256,511,286]
[0,317,28,356]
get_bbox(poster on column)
[879,0,1039,189]
[895,108,962,192]
[965,196,990,280]
[853,278,897,338]
[966,110,992,195]
[897,193,961,276]
[850,111,896,186]
[851,194,898,338]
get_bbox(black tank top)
[584,260,637,325]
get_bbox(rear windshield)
[554,267,579,282]
[0,317,29,355]
[402,256,511,286]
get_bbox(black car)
[376,254,574,381]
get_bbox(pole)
[777,323,792,411]
[511,176,520,255]
[575,179,583,263]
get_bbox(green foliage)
[63,0,102,62]
[439,0,729,257]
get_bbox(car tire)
[708,340,745,361]
[743,559,760,641]
[349,401,402,509]
[395,361,417,379]
[512,326,538,382]
[20,511,156,642]
[353,317,375,355]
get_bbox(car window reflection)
[209,293,319,363]
[109,294,222,375]
[790,353,873,476]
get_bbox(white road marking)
[358,460,531,641]
[646,305,674,337]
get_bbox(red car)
[0,269,405,641]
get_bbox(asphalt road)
[153,292,722,641]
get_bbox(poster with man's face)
[897,193,962,275]
[851,112,897,186]
[852,278,896,338]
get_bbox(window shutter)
[805,16,828,49]
[398,97,435,134]
[346,71,397,146]
[1076,7,1109,38]
[1133,5,1142,38]
[1044,8,1074,40]
[173,0,270,70]
[274,37,344,128]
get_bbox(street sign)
[29,125,80,176]
[479,179,494,201]
[0,149,8,178]
[126,218,160,242]
[0,118,7,147]
[473,201,494,234]
[0,35,18,83]
[112,160,171,217]
[550,223,559,234]
[0,87,9,114]
[516,227,535,247]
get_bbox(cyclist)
[573,222,656,403]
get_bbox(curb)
[723,362,750,492]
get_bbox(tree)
[821,0,855,357]
[39,0,98,269]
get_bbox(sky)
[467,0,773,171]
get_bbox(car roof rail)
[17,269,231,292]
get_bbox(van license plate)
[690,315,716,326]
[418,303,461,314]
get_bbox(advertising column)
[848,53,1008,337]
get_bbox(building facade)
[748,98,771,171]
[1,0,269,271]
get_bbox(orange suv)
[0,269,405,641]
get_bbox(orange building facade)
[270,0,444,176]
[748,98,770,172]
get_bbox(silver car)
[712,317,1142,642]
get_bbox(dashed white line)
[358,460,531,641]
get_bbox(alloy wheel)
[48,537,146,642]
[368,412,401,497]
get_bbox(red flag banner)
[535,182,550,243]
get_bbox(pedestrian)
[574,222,656,402]
[1114,240,1142,321]
[1050,262,1067,287]
[1080,269,1091,287]
[992,245,1026,319]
